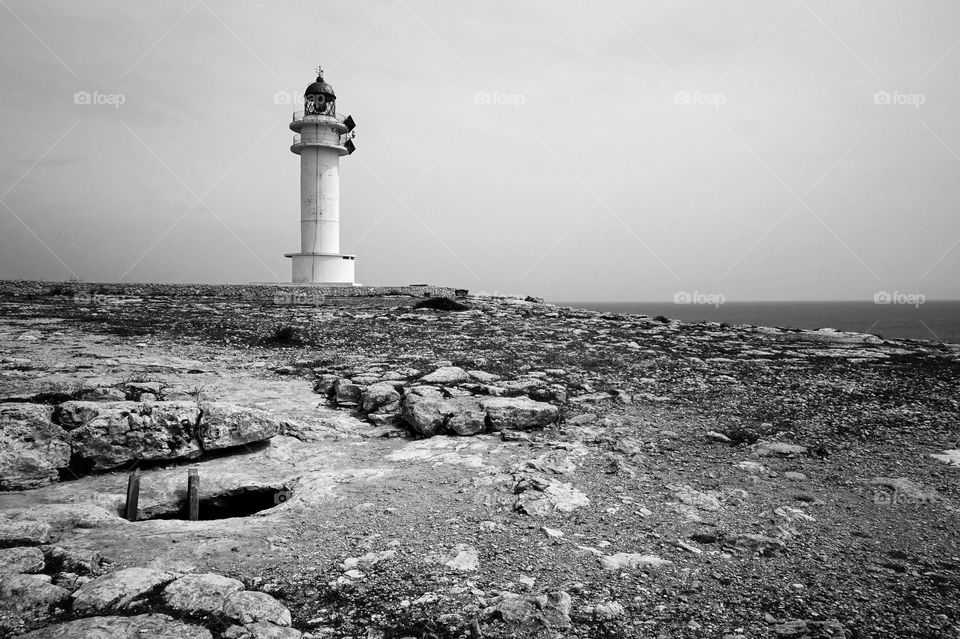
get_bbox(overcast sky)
[1,1,958,301]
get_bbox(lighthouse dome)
[304,76,336,98]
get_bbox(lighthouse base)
[284,252,357,285]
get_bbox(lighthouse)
[285,67,358,284]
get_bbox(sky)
[1,0,959,302]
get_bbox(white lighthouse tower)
[285,67,358,284]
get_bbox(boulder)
[0,546,45,574]
[400,391,487,437]
[481,397,558,431]
[0,520,51,547]
[198,403,281,450]
[0,403,71,490]
[162,572,244,616]
[361,383,402,414]
[420,366,470,384]
[71,567,177,613]
[222,591,292,626]
[65,401,201,470]
[16,613,213,639]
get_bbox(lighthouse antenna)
[315,65,324,78]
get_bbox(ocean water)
[554,301,960,344]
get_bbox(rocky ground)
[0,283,958,639]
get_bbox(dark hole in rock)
[133,485,291,521]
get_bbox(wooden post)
[124,470,140,522]
[187,469,200,521]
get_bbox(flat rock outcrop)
[16,613,213,639]
[71,567,177,613]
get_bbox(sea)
[554,301,960,344]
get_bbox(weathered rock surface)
[481,397,558,431]
[420,366,470,384]
[360,383,401,414]
[0,573,70,611]
[0,403,71,490]
[0,546,45,573]
[198,402,281,450]
[71,567,177,613]
[0,520,51,547]
[162,572,245,615]
[64,401,201,470]
[222,591,292,626]
[490,590,571,629]
[16,613,213,639]
[223,622,303,639]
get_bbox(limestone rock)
[401,390,487,437]
[223,622,303,639]
[0,520,51,547]
[0,403,71,490]
[65,401,201,470]
[198,402,281,450]
[727,533,784,555]
[0,573,71,612]
[16,613,213,639]
[71,567,177,613]
[222,591,292,626]
[360,383,401,414]
[481,397,558,431]
[598,553,672,570]
[493,591,571,629]
[752,441,807,457]
[0,546,45,574]
[593,601,625,620]
[931,449,960,466]
[420,366,470,384]
[162,572,244,616]
[536,591,572,628]
[513,473,589,515]
[445,399,487,436]
[442,544,479,571]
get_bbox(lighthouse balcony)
[290,111,350,133]
[290,134,348,155]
